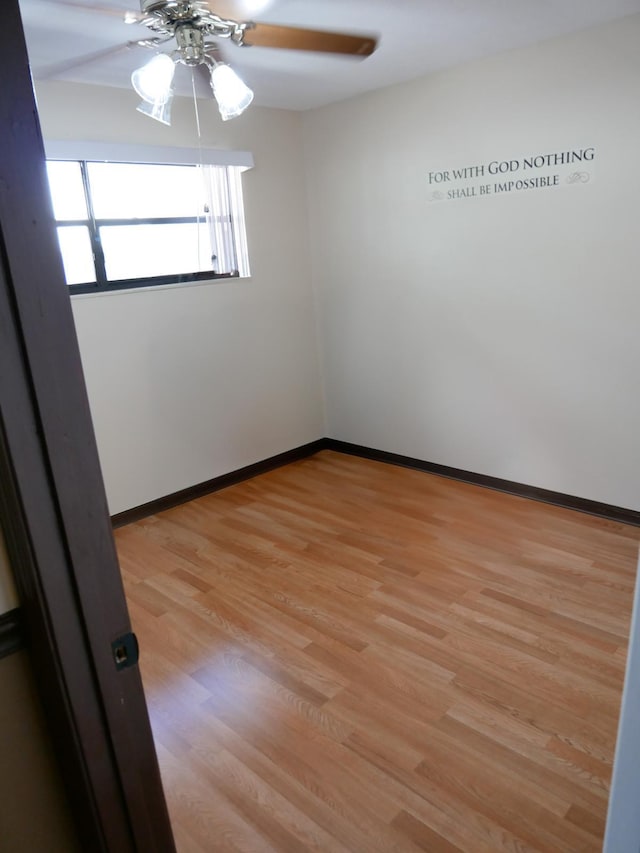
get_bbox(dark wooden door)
[0,2,175,850]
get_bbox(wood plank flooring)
[115,451,640,852]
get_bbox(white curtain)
[228,167,250,278]
[200,165,249,276]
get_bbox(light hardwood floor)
[115,451,640,852]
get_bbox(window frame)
[45,143,253,294]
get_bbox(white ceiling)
[19,0,640,110]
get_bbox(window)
[46,158,250,293]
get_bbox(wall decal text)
[427,147,595,202]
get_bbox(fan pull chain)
[192,67,202,141]
[191,68,206,272]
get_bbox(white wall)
[35,82,324,514]
[0,524,78,849]
[0,651,80,852]
[302,14,640,511]
[0,526,18,615]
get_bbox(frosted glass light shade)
[131,54,175,104]
[136,95,173,126]
[210,63,254,121]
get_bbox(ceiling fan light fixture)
[136,93,173,126]
[131,53,175,104]
[209,63,254,121]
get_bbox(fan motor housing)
[175,23,207,65]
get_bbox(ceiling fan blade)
[241,23,377,57]
[34,42,139,81]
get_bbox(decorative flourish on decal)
[429,191,445,201]
[566,171,591,184]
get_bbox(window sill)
[68,271,250,298]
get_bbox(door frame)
[603,555,640,853]
[0,2,175,850]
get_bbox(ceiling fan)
[36,0,378,122]
[130,0,377,56]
